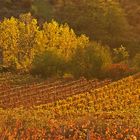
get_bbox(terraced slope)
[35,74,140,119]
[0,74,139,139]
[0,73,111,108]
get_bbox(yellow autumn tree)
[17,13,39,69]
[0,13,39,70]
[0,13,89,71]
[0,17,19,68]
[41,20,89,60]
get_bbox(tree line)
[0,0,139,79]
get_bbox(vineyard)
[0,0,139,139]
[0,73,140,139]
[0,73,111,108]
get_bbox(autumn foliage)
[0,13,88,70]
[0,73,139,139]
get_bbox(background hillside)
[0,0,139,79]
[0,0,139,55]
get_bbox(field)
[0,73,111,109]
[0,0,139,139]
[0,73,139,139]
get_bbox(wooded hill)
[0,0,139,56]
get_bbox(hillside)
[119,0,140,42]
[0,73,111,108]
[0,73,140,139]
[0,1,139,139]
[0,0,139,57]
[1,0,139,29]
[0,0,139,35]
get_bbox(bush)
[69,42,112,79]
[113,46,129,63]
[31,50,66,78]
[132,53,140,71]
[104,63,136,80]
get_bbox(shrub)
[113,46,129,63]
[31,50,66,78]
[69,42,112,79]
[132,53,140,71]
[104,63,136,80]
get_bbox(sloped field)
[0,73,111,108]
[0,73,139,139]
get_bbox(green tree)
[132,53,140,71]
[31,50,66,78]
[69,42,112,79]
